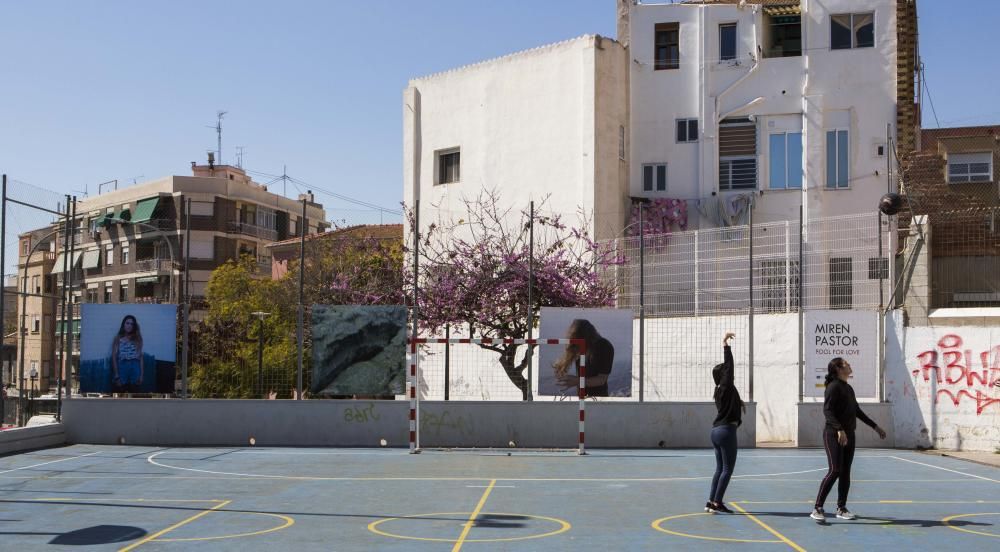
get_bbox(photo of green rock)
[310,305,407,396]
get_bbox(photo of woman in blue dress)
[111,315,144,393]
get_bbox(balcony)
[227,221,278,241]
[133,259,175,274]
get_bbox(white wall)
[627,0,899,226]
[403,35,629,242]
[886,311,1000,451]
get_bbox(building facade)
[403,0,919,237]
[13,160,327,393]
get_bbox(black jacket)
[713,345,743,427]
[823,379,877,433]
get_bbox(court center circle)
[156,511,295,542]
[367,511,570,543]
[942,512,1000,538]
[652,512,782,544]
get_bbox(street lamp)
[251,311,270,399]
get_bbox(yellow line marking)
[34,498,223,503]
[729,502,806,552]
[651,512,782,544]
[367,512,570,543]
[942,512,1000,538]
[119,499,231,552]
[452,479,495,552]
[158,512,295,541]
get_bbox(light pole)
[620,200,649,402]
[251,311,270,399]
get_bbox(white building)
[403,0,918,235]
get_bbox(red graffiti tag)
[913,334,1000,415]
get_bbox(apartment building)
[404,0,919,236]
[13,159,327,392]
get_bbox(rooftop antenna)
[235,146,245,168]
[128,175,144,185]
[206,110,227,165]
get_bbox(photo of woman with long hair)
[551,319,614,397]
[111,315,144,393]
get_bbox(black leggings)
[815,428,856,509]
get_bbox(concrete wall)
[797,402,894,448]
[0,423,66,455]
[886,310,1000,451]
[61,399,755,449]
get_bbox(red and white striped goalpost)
[406,337,588,455]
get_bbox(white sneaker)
[810,507,826,521]
[836,508,856,520]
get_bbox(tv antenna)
[206,110,227,165]
[235,146,246,168]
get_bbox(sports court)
[0,445,997,550]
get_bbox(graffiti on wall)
[914,334,1000,415]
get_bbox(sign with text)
[803,310,878,399]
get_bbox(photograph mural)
[311,305,407,396]
[79,304,178,394]
[803,310,878,399]
[537,308,633,398]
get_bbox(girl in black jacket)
[810,357,886,522]
[706,332,744,514]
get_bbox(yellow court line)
[942,512,1000,539]
[158,512,295,542]
[650,512,782,544]
[119,499,232,552]
[452,479,496,552]
[729,502,806,552]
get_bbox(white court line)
[0,451,101,475]
[0,475,983,483]
[890,455,1000,483]
[147,451,825,481]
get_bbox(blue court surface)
[0,445,997,550]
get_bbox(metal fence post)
[182,197,191,398]
[748,202,754,402]
[797,205,805,403]
[297,198,306,399]
[444,324,450,400]
[526,200,534,401]
[878,211,886,402]
[785,220,791,313]
[0,176,5,421]
[638,203,645,403]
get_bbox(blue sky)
[0,0,997,235]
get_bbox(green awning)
[135,276,160,284]
[118,208,131,222]
[81,249,101,269]
[132,197,160,223]
[96,213,114,227]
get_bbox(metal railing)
[134,258,175,273]
[227,221,278,241]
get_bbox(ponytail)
[825,357,846,386]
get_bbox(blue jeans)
[709,424,739,504]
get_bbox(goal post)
[407,337,588,455]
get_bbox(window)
[758,260,801,313]
[31,275,40,294]
[189,238,214,260]
[104,283,113,304]
[256,206,277,230]
[829,257,853,309]
[765,15,801,57]
[86,285,98,304]
[121,246,130,265]
[676,119,698,143]
[719,23,737,61]
[105,244,115,266]
[619,126,626,160]
[868,257,889,280]
[21,239,29,256]
[642,164,668,192]
[436,149,460,184]
[769,132,803,189]
[719,117,757,190]
[831,13,874,50]
[826,130,849,188]
[32,315,40,333]
[654,22,680,70]
[190,200,215,217]
[948,152,993,183]
[119,280,129,303]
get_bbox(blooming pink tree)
[411,191,621,398]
